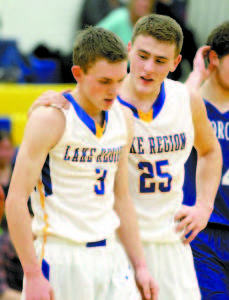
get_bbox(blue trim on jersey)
[86,239,106,247]
[153,82,165,119]
[183,99,229,226]
[41,154,52,196]
[117,95,139,118]
[204,99,229,118]
[117,81,166,120]
[41,259,50,280]
[64,93,108,137]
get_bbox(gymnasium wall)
[0,84,75,146]
[187,0,229,45]
[0,0,228,146]
[0,0,85,54]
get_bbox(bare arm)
[5,106,65,299]
[192,91,222,210]
[114,107,158,300]
[175,91,222,243]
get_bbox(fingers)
[50,287,55,300]
[194,46,211,60]
[174,206,187,222]
[150,281,159,300]
[183,229,198,244]
[180,222,194,239]
[175,215,191,232]
[142,282,151,300]
[60,89,72,94]
[199,45,211,56]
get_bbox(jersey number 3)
[94,169,107,195]
[138,160,172,193]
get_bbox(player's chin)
[103,99,115,110]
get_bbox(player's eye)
[99,81,109,84]
[139,54,147,60]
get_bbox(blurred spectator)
[97,0,155,46]
[0,119,23,300]
[0,186,4,229]
[0,40,33,83]
[0,234,22,300]
[0,119,15,232]
[97,0,197,80]
[81,0,122,28]
[0,118,33,231]
[157,0,188,24]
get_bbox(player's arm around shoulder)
[28,90,70,117]
[5,106,64,300]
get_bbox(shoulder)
[164,79,191,108]
[164,78,188,94]
[29,105,65,124]
[25,106,66,149]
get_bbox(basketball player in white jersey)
[117,14,221,299]
[29,15,222,300]
[5,27,158,300]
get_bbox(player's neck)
[201,77,229,112]
[119,75,161,111]
[71,88,104,126]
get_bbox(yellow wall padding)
[0,83,75,146]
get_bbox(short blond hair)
[73,26,128,73]
[132,14,183,56]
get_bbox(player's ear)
[170,54,182,72]
[208,50,219,67]
[71,66,82,82]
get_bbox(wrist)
[195,200,214,213]
[23,263,42,278]
[187,71,206,88]
[132,259,147,271]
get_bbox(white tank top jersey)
[118,79,194,243]
[31,94,128,243]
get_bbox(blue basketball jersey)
[183,99,229,226]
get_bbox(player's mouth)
[140,76,154,84]
[104,98,115,105]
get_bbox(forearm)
[196,146,222,210]
[5,195,40,275]
[115,195,146,270]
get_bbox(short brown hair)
[72,26,128,73]
[207,21,229,58]
[132,14,183,56]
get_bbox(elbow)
[5,192,21,221]
[5,194,14,220]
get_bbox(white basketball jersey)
[118,79,194,242]
[31,94,128,243]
